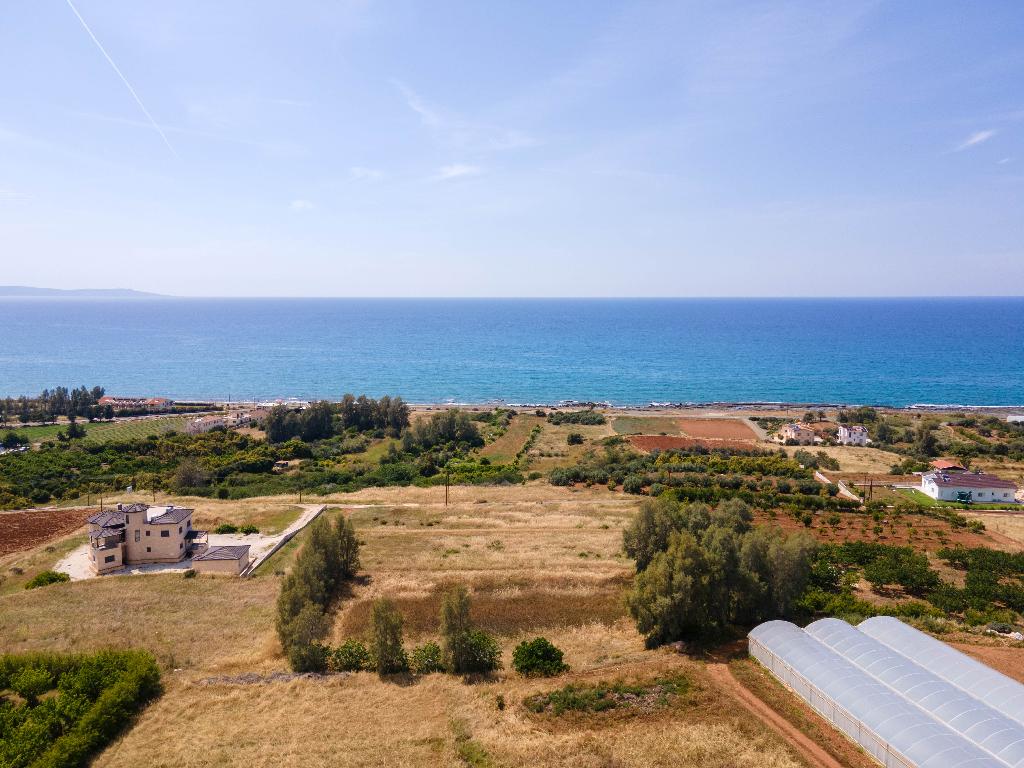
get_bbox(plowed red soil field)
[0,508,93,557]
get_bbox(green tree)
[440,584,473,672]
[371,599,408,675]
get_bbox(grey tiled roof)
[193,545,250,561]
[89,526,123,540]
[185,529,208,540]
[87,510,126,527]
[147,507,194,525]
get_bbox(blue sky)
[1,1,1022,297]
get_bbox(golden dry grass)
[96,624,803,768]
[781,444,904,474]
[480,415,546,462]
[528,422,616,472]
[1,484,809,768]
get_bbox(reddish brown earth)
[678,418,758,440]
[707,663,845,768]
[629,435,758,452]
[955,641,1024,683]
[0,508,93,557]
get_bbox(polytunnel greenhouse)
[859,615,1024,727]
[748,620,1012,768]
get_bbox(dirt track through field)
[706,663,843,768]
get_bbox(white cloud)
[955,129,996,151]
[350,166,384,181]
[998,157,1012,164]
[289,199,314,211]
[392,80,538,153]
[435,164,483,181]
[0,189,31,201]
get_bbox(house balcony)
[186,529,209,555]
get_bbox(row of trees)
[329,586,503,677]
[276,515,361,671]
[0,386,107,425]
[265,395,411,444]
[624,497,818,645]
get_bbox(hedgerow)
[0,649,160,768]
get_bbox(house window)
[146,547,151,553]
[179,542,183,549]
[135,530,140,543]
[179,526,183,534]
[160,530,170,538]
[104,555,115,563]
[146,530,151,536]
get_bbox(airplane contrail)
[64,0,178,158]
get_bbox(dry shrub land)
[1,490,806,768]
[5,407,1024,767]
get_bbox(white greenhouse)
[859,616,1024,726]
[748,620,1009,768]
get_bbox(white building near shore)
[920,471,1017,503]
[837,424,869,446]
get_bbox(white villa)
[837,424,869,446]
[920,471,1018,504]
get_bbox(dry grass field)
[527,421,616,473]
[480,414,546,462]
[0,485,813,768]
[781,445,904,474]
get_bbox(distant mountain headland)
[0,286,165,298]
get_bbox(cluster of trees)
[265,395,411,444]
[0,386,107,425]
[324,585,502,677]
[547,409,606,426]
[933,546,1024,617]
[0,649,161,768]
[624,497,818,645]
[401,409,483,452]
[275,516,361,671]
[793,449,840,471]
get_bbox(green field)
[2,416,194,445]
[611,415,683,435]
[896,487,1019,511]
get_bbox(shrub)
[622,475,645,494]
[409,642,445,675]
[512,637,568,677]
[462,630,502,674]
[566,432,584,446]
[440,584,502,674]
[239,524,260,535]
[11,665,53,704]
[371,599,408,675]
[25,570,70,590]
[547,410,606,425]
[214,523,239,534]
[330,639,372,672]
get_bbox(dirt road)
[706,663,845,768]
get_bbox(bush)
[547,410,606,425]
[622,475,645,494]
[11,665,53,704]
[330,639,372,672]
[25,570,70,590]
[462,630,502,674]
[440,584,502,674]
[239,524,260,535]
[214,523,239,534]
[512,637,568,677]
[409,642,445,675]
[371,599,408,675]
[566,432,584,446]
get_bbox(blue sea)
[0,298,1021,406]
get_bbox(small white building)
[186,415,226,435]
[779,423,816,445]
[837,424,869,446]
[1009,414,1024,424]
[920,471,1018,503]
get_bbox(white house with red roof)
[920,470,1018,504]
